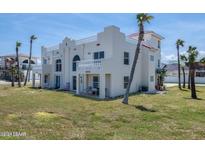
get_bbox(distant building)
[165,63,205,84]
[0,53,39,81]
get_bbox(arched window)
[22,59,35,64]
[72,55,80,71]
[56,59,62,72]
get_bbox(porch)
[32,65,42,88]
[76,73,111,99]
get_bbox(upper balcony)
[77,59,103,73]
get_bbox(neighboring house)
[165,63,205,84]
[39,25,164,99]
[0,53,39,81]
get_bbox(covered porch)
[32,65,42,88]
[76,73,111,99]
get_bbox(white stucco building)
[165,63,205,84]
[39,25,164,99]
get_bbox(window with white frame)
[43,58,47,64]
[44,75,48,83]
[196,72,205,77]
[124,52,129,65]
[94,51,104,60]
[158,40,160,49]
[150,55,154,62]
[158,59,160,67]
[93,76,99,88]
[56,59,62,72]
[124,76,129,89]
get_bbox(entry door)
[55,76,60,89]
[73,76,76,90]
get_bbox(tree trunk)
[188,68,191,89]
[24,39,32,86]
[190,65,197,99]
[177,47,181,89]
[122,23,144,104]
[11,67,14,87]
[16,47,21,87]
[182,67,185,88]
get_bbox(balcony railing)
[77,59,102,72]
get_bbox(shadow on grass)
[130,105,157,112]
[29,87,162,102]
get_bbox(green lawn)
[0,85,205,139]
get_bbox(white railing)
[77,59,102,72]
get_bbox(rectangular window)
[158,59,160,67]
[150,76,154,82]
[196,72,205,77]
[150,55,154,61]
[93,76,99,88]
[124,52,129,65]
[124,76,129,89]
[44,75,48,83]
[43,59,47,64]
[158,40,160,49]
[94,51,105,59]
[94,52,98,59]
[99,51,104,59]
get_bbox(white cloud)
[161,51,205,64]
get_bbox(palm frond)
[136,13,153,25]
[16,41,22,47]
[31,35,37,40]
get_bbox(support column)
[100,74,105,99]
[76,74,80,94]
[40,74,42,88]
[32,73,35,87]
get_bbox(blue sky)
[0,13,205,63]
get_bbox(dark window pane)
[124,76,129,89]
[100,51,104,59]
[73,62,76,71]
[94,52,98,59]
[124,52,129,65]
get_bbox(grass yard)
[0,85,205,139]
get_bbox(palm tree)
[200,57,205,63]
[176,39,184,90]
[180,54,188,88]
[122,13,153,104]
[187,46,198,99]
[156,65,167,90]
[24,35,37,86]
[16,41,22,87]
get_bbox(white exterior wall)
[165,70,205,84]
[41,25,163,98]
